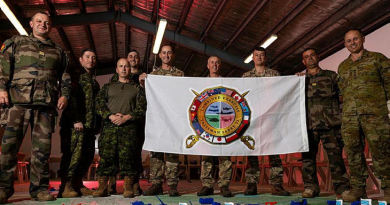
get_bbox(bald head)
[116,58,130,79]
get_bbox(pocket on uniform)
[0,108,9,127]
[323,107,342,127]
[9,78,34,104]
[45,82,59,105]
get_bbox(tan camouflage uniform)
[0,34,70,198]
[302,69,350,194]
[149,66,184,186]
[200,156,232,188]
[241,67,285,185]
[338,49,390,189]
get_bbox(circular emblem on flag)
[186,86,255,150]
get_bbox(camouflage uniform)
[242,67,284,185]
[95,81,146,176]
[201,156,232,188]
[302,69,350,194]
[0,34,70,198]
[337,49,390,189]
[149,66,184,186]
[200,76,232,188]
[58,72,100,188]
[110,71,144,175]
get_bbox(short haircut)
[127,49,140,57]
[208,55,221,62]
[253,46,266,56]
[80,48,96,57]
[31,11,50,21]
[159,44,175,54]
[344,28,364,37]
[302,47,317,55]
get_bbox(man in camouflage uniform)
[297,48,350,198]
[0,12,71,203]
[58,48,100,198]
[108,49,144,196]
[241,47,290,196]
[197,56,233,197]
[93,58,146,198]
[337,29,390,202]
[143,44,184,197]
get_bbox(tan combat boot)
[62,181,79,198]
[302,188,319,198]
[32,190,55,202]
[341,187,367,202]
[123,176,135,198]
[93,176,109,197]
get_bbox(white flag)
[143,75,308,156]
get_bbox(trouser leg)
[320,129,350,194]
[200,156,214,188]
[0,106,30,198]
[217,156,232,188]
[245,156,259,184]
[302,130,320,192]
[269,155,283,186]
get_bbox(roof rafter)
[176,0,193,33]
[244,0,313,58]
[268,0,366,68]
[125,0,131,56]
[77,0,96,52]
[0,11,252,72]
[222,0,270,50]
[182,0,228,74]
[108,0,117,62]
[143,0,159,71]
[43,0,77,64]
[289,11,390,74]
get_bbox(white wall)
[319,23,390,72]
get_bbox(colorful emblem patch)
[186,86,255,150]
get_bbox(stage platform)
[6,179,383,205]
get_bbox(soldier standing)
[58,48,100,198]
[107,50,144,196]
[337,29,390,203]
[0,12,71,203]
[241,47,290,196]
[143,44,184,197]
[196,56,233,197]
[297,48,350,198]
[93,58,146,198]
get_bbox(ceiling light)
[152,19,167,54]
[0,0,28,36]
[244,34,278,63]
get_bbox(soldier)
[58,48,100,198]
[196,56,233,197]
[296,48,350,198]
[337,29,390,203]
[108,50,144,196]
[241,47,290,196]
[93,58,146,198]
[0,12,71,203]
[143,44,184,197]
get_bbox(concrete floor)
[5,179,384,205]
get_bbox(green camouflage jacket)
[60,72,101,129]
[150,66,184,76]
[95,81,146,122]
[306,69,341,130]
[337,49,390,116]
[241,67,280,77]
[0,34,71,107]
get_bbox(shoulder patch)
[0,39,14,54]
